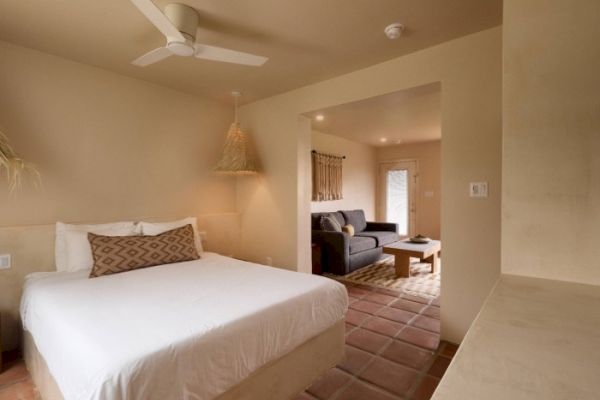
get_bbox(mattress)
[20,253,348,400]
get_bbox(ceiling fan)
[130,0,268,67]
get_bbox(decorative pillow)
[342,224,355,236]
[55,221,138,272]
[88,224,199,278]
[320,215,342,232]
[138,217,203,254]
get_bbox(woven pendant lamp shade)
[215,122,256,174]
[215,92,257,174]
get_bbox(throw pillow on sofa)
[342,224,355,236]
[320,215,342,232]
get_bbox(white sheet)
[21,253,348,400]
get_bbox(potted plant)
[0,130,39,193]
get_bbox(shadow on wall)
[235,172,292,268]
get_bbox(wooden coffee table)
[383,240,441,278]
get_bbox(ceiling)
[0,0,501,104]
[307,83,441,147]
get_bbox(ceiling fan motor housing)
[164,3,198,56]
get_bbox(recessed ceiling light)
[384,23,405,40]
[380,138,388,143]
[315,114,325,122]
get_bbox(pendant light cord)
[234,94,238,124]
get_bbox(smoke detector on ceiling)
[384,23,405,39]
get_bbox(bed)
[20,252,348,400]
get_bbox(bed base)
[24,320,345,400]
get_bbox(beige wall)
[502,0,600,284]
[311,131,376,219]
[0,40,239,349]
[0,40,237,225]
[239,27,502,343]
[377,141,441,239]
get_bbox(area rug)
[333,256,440,299]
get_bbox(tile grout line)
[333,293,408,399]
[404,342,452,399]
[0,374,31,392]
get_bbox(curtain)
[312,151,343,201]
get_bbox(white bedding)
[20,253,348,400]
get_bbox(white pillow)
[139,217,203,254]
[55,221,138,272]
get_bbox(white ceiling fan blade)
[132,47,173,66]
[130,0,185,42]
[194,44,268,66]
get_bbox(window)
[386,169,409,235]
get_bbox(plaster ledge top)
[432,273,600,400]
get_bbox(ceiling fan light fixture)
[166,39,195,56]
[384,23,405,40]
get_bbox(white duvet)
[20,253,348,400]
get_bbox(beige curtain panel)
[312,151,343,201]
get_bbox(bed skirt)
[24,319,345,400]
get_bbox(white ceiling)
[307,83,441,147]
[0,1,501,104]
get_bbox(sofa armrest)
[312,230,350,275]
[312,230,349,250]
[365,222,398,233]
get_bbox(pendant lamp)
[215,91,257,174]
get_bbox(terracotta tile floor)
[299,281,457,400]
[0,283,457,400]
[0,350,37,400]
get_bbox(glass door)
[379,160,417,237]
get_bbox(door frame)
[377,159,419,238]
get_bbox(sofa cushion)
[311,212,345,230]
[341,210,367,232]
[349,247,383,272]
[355,231,400,246]
[320,215,342,232]
[349,236,377,254]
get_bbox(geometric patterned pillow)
[88,224,200,278]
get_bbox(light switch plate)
[470,182,488,198]
[0,254,11,270]
[425,191,434,198]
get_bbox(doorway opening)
[304,81,442,306]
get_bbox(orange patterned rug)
[330,256,440,299]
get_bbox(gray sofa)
[311,209,400,275]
